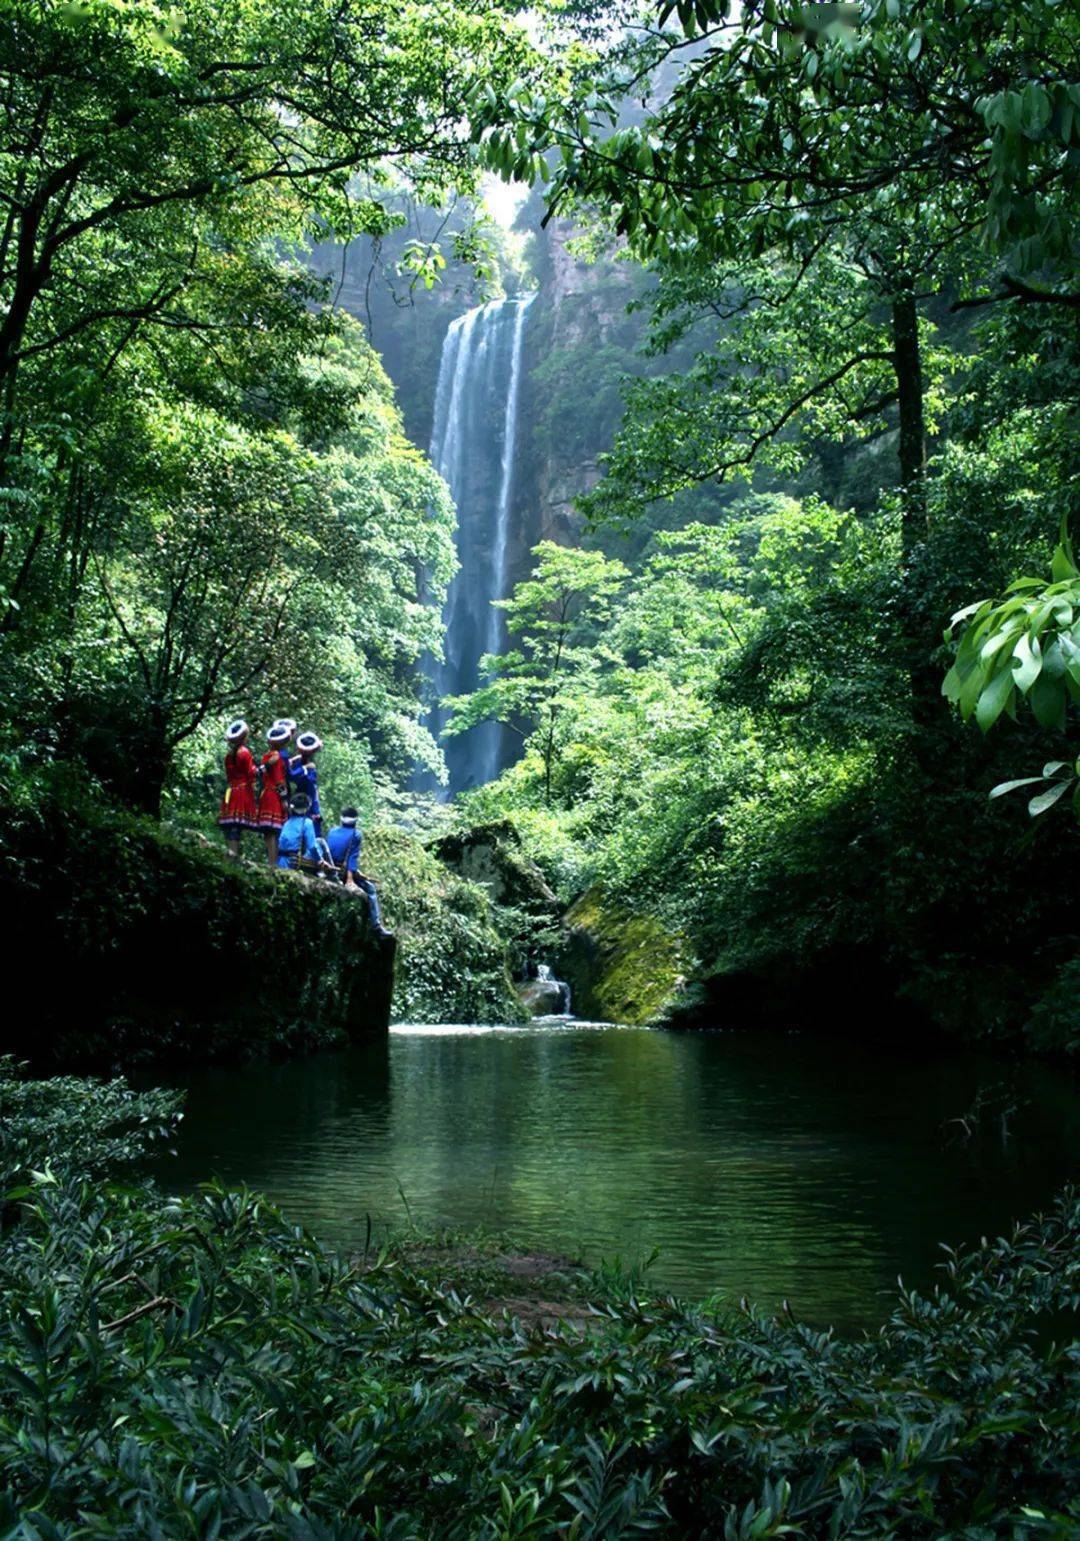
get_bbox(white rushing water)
[426,294,536,796]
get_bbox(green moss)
[1,767,393,1067]
[366,827,527,1025]
[559,888,687,1026]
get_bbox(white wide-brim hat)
[273,717,297,734]
[267,725,291,745]
[226,718,248,742]
[296,731,322,754]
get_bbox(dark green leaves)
[1,1063,1078,1538]
[943,527,1080,753]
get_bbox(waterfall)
[426,294,536,797]
[536,962,572,1016]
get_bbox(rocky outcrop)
[516,975,567,1017]
[555,887,688,1027]
[368,825,529,1025]
[430,821,559,919]
[1,779,394,1069]
[514,219,648,549]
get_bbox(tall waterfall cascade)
[427,294,536,797]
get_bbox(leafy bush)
[1,1063,1077,1537]
[366,826,527,1024]
[0,1057,182,1187]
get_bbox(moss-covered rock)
[1,771,393,1068]
[366,827,527,1025]
[430,822,559,915]
[556,888,688,1026]
[430,821,562,982]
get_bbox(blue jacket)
[277,815,320,867]
[288,757,320,818]
[326,825,361,873]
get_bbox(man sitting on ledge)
[276,793,325,871]
[326,805,390,938]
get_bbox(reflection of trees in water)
[164,1030,1079,1330]
[381,1029,883,1315]
[165,1042,392,1211]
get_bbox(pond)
[153,1022,1079,1332]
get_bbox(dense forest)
[1,0,1078,1534]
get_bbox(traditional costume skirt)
[218,747,259,830]
[257,751,288,829]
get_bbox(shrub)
[1,1062,1077,1537]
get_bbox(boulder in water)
[556,887,687,1027]
[517,975,568,1017]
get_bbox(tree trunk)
[891,279,939,749]
[891,280,926,545]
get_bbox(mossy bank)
[557,887,687,1027]
[367,826,527,1025]
[1,769,394,1068]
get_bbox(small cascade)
[536,962,572,1017]
[516,961,571,1018]
[425,294,536,797]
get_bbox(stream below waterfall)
[150,1023,1079,1332]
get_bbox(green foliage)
[453,0,1080,1047]
[0,767,393,1065]
[0,1067,1077,1536]
[0,1058,181,1185]
[444,542,628,804]
[470,439,1080,1043]
[366,826,527,1025]
[945,526,1080,816]
[0,0,541,810]
[479,1,1077,297]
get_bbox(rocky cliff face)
[307,231,484,450]
[515,220,643,549]
[3,782,395,1068]
[311,215,648,603]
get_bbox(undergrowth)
[0,1060,1077,1538]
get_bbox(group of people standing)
[216,718,387,936]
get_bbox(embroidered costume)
[218,720,258,833]
[257,724,292,831]
[290,731,323,834]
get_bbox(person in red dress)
[217,719,258,857]
[257,723,292,865]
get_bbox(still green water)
[157,1023,1078,1331]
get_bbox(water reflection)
[152,1024,1079,1331]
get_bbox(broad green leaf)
[1050,542,1078,582]
[975,668,1014,731]
[1030,673,1067,729]
[1011,631,1042,692]
[988,776,1046,799]
[1028,779,1071,816]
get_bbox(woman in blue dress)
[289,731,323,835]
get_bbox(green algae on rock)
[557,887,687,1026]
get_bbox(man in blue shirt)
[277,793,325,871]
[325,805,389,936]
